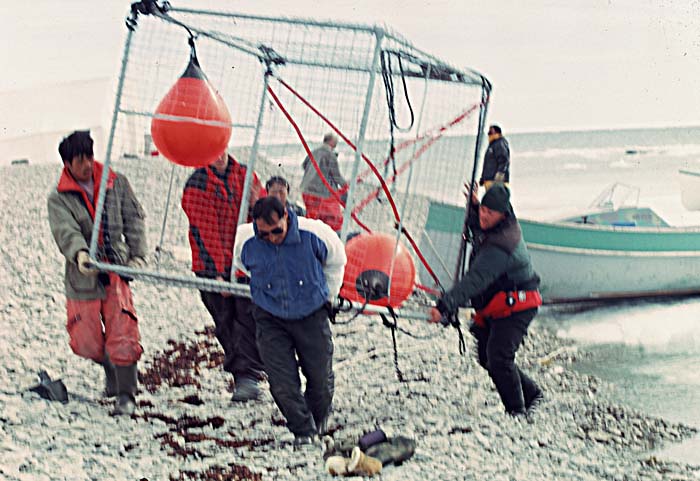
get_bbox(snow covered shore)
[1,163,698,480]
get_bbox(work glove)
[126,256,146,269]
[76,251,98,276]
[430,299,458,327]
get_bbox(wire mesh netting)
[91,4,490,304]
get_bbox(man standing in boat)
[479,125,510,190]
[429,184,543,417]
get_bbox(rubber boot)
[112,363,137,416]
[102,354,118,398]
[347,446,382,476]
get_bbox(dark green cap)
[481,184,511,213]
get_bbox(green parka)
[47,161,147,300]
[440,205,538,313]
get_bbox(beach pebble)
[0,164,698,480]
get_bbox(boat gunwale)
[679,169,700,178]
[521,217,700,234]
[525,241,700,257]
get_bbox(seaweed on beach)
[138,326,223,393]
[169,463,262,481]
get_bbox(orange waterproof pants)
[65,272,143,366]
[302,193,343,231]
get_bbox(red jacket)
[181,156,265,279]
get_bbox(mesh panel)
[91,5,489,303]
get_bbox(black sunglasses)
[257,227,284,239]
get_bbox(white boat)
[679,169,700,211]
[421,184,700,304]
[520,184,700,303]
[520,217,700,303]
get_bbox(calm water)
[540,298,700,464]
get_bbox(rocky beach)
[1,162,699,481]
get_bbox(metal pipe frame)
[167,6,485,86]
[339,27,385,242]
[234,67,271,226]
[89,28,134,258]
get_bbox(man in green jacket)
[47,130,147,415]
[430,184,543,416]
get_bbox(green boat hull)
[422,201,700,303]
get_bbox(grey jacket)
[47,162,147,299]
[300,144,346,197]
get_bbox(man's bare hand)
[463,182,479,205]
[216,276,232,297]
[76,251,98,276]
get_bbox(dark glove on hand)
[436,298,458,327]
[325,301,339,324]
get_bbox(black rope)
[329,296,364,325]
[379,309,405,383]
[381,50,415,132]
[380,50,415,187]
[187,32,199,62]
[439,312,466,356]
[126,0,171,31]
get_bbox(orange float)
[150,53,231,167]
[341,233,416,307]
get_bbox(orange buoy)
[341,233,416,307]
[150,54,231,167]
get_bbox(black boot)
[112,363,137,416]
[102,354,118,398]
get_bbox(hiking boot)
[231,377,261,402]
[365,436,416,466]
[293,434,318,450]
[347,446,382,476]
[526,389,544,414]
[102,355,117,398]
[112,393,136,416]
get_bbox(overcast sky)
[2,0,699,133]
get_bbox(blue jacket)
[234,208,347,320]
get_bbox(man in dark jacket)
[47,130,147,416]
[265,175,306,217]
[234,197,346,447]
[429,184,542,416]
[479,125,510,190]
[181,151,266,402]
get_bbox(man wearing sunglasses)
[234,196,347,448]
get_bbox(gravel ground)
[1,163,698,481]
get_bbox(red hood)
[57,160,116,219]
